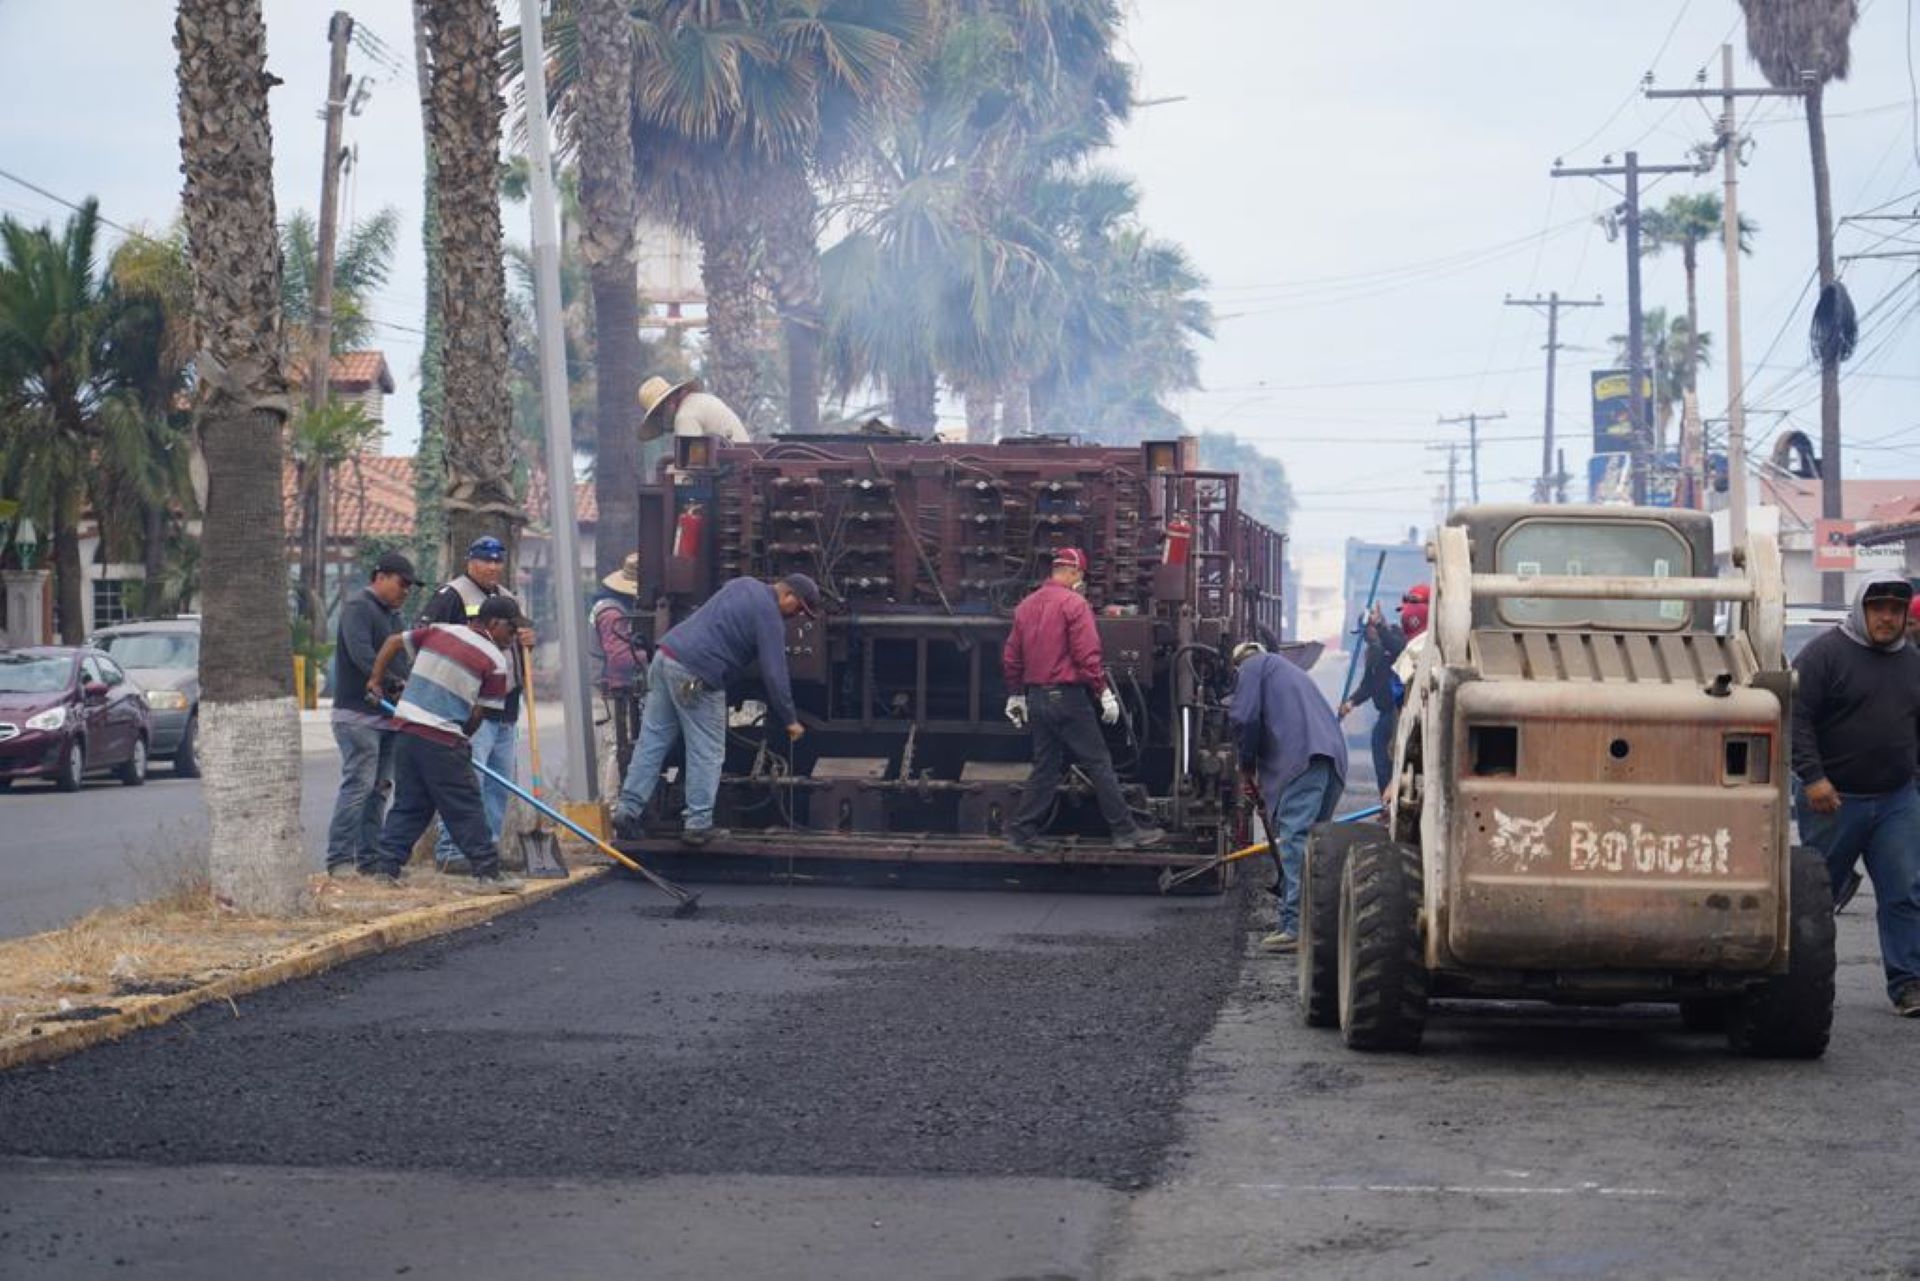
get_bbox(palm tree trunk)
[761,162,822,435]
[574,0,643,577]
[52,486,85,644]
[963,383,996,443]
[142,499,168,615]
[1808,82,1844,605]
[890,361,937,432]
[176,0,306,915]
[999,381,1031,436]
[696,187,758,423]
[421,0,521,569]
[1682,241,1702,507]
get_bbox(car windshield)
[1786,623,1834,660]
[1494,518,1694,631]
[95,632,198,669]
[0,654,73,693]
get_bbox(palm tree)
[1610,308,1714,448]
[1639,193,1755,397]
[571,0,643,575]
[279,207,400,355]
[1740,0,1859,601]
[419,0,521,567]
[175,0,307,914]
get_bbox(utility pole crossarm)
[1549,162,1706,178]
[1505,293,1603,501]
[1438,411,1506,507]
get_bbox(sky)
[3,1,1919,554]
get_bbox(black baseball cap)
[780,573,822,616]
[477,595,530,627]
[373,551,417,584]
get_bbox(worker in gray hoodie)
[1791,574,1920,1018]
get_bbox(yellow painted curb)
[0,866,610,1073]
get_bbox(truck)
[1297,504,1835,1057]
[614,427,1288,885]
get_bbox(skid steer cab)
[1297,504,1835,1058]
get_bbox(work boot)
[462,872,525,896]
[681,826,729,848]
[1896,985,1920,1019]
[436,857,474,878]
[1260,931,1299,954]
[612,809,645,842]
[325,862,358,880]
[365,869,408,889]
[1835,869,1864,915]
[1113,826,1167,850]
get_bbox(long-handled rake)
[1157,804,1383,894]
[379,699,700,917]
[514,641,568,879]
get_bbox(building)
[1721,474,1920,602]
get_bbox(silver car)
[89,617,201,777]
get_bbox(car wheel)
[55,739,84,792]
[118,736,148,787]
[173,713,201,778]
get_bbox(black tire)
[173,713,201,778]
[0,778,12,793]
[1299,823,1377,1028]
[1337,838,1429,1052]
[55,739,84,792]
[117,736,148,787]
[1726,846,1835,1059]
[1679,999,1729,1033]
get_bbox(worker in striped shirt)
[364,595,526,893]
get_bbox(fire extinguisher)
[1162,515,1193,567]
[673,503,705,560]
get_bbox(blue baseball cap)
[466,536,507,563]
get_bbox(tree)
[1610,308,1714,447]
[279,207,400,355]
[175,0,306,914]
[572,0,643,576]
[1740,0,1859,603]
[419,0,521,568]
[1639,193,1755,398]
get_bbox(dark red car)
[0,647,152,791]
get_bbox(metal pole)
[1624,151,1648,503]
[1542,294,1558,488]
[1721,44,1751,548]
[517,0,598,800]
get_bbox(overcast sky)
[3,1,1918,554]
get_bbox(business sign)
[1588,453,1634,505]
[1591,370,1653,454]
[1814,519,1908,572]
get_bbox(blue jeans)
[327,719,396,871]
[1269,757,1345,936]
[434,716,514,868]
[614,653,727,832]
[1368,707,1397,794]
[1796,781,1920,1001]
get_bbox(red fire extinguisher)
[1162,515,1193,567]
[673,503,705,560]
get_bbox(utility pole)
[516,0,598,799]
[301,11,354,632]
[1552,150,1703,503]
[1437,412,1505,505]
[1646,46,1807,549]
[1427,443,1461,520]
[1506,291,1603,501]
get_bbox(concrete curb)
[0,866,610,1073]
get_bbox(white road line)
[1234,1181,1672,1199]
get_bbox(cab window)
[1494,518,1693,631]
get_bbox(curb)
[0,866,610,1073]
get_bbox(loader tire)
[1337,838,1428,1052]
[1298,823,1375,1028]
[1726,846,1834,1059]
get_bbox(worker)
[365,594,527,895]
[1908,595,1920,648]
[612,573,820,846]
[418,536,534,874]
[1230,640,1349,954]
[590,552,648,767]
[325,550,416,878]
[1792,574,1920,1018]
[1001,548,1164,854]
[1338,585,1428,798]
[636,374,748,444]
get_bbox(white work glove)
[1099,687,1121,725]
[1004,695,1028,728]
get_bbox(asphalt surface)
[0,877,1246,1278]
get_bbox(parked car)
[91,617,200,777]
[0,647,152,791]
[1785,604,1847,662]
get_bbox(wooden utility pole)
[1506,292,1603,502]
[1646,46,1806,547]
[303,10,354,628]
[1438,411,1505,505]
[1552,151,1703,503]
[1427,442,1460,524]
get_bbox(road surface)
[1,873,1915,1278]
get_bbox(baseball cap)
[1051,547,1089,573]
[476,595,529,627]
[374,551,417,584]
[779,573,822,616]
[1862,579,1913,604]
[1401,583,1431,605]
[467,536,507,563]
[1230,640,1266,665]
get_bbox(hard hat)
[1051,547,1089,573]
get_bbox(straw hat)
[602,551,640,595]
[637,375,700,442]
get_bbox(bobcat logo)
[1488,809,1557,870]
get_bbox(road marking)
[1234,1180,1671,1199]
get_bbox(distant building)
[288,350,397,452]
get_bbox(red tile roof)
[1757,476,1920,530]
[287,350,396,394]
[279,454,597,544]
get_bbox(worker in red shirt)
[1001,547,1165,854]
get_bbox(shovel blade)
[518,828,570,879]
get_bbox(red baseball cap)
[1401,583,1431,605]
[1052,547,1089,573]
[1909,595,1920,622]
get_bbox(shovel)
[1157,804,1384,894]
[514,641,568,879]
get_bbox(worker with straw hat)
[637,375,747,443]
